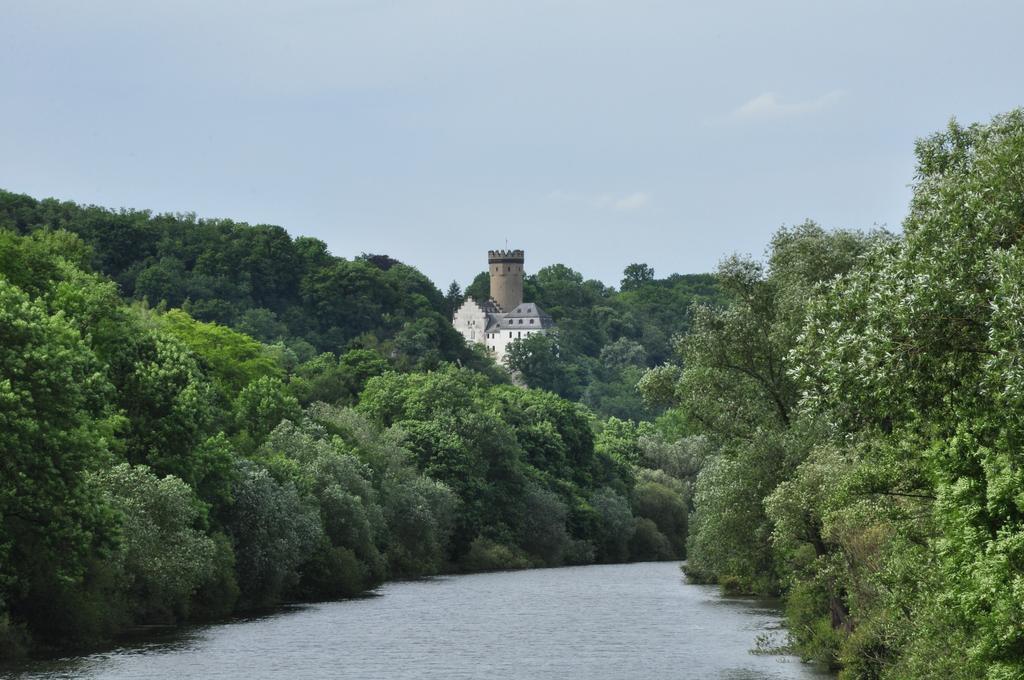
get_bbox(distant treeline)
[645,110,1024,678]
[0,191,722,421]
[0,194,699,658]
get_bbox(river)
[2,562,829,679]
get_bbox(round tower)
[488,249,525,312]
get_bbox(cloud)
[612,192,650,210]
[548,190,651,212]
[730,90,845,120]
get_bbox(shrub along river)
[3,562,830,679]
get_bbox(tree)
[93,464,219,622]
[504,332,582,399]
[234,308,289,343]
[357,367,528,557]
[516,485,572,566]
[224,462,321,608]
[589,488,635,562]
[233,376,301,449]
[630,470,688,558]
[787,111,1024,677]
[134,257,190,308]
[648,222,882,593]
[288,349,388,407]
[463,271,490,303]
[443,280,464,318]
[0,278,118,647]
[157,309,283,394]
[620,263,655,291]
[300,259,397,347]
[379,474,457,577]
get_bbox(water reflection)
[3,562,830,680]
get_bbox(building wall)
[452,298,550,367]
[488,251,524,312]
[486,325,545,366]
[452,299,489,344]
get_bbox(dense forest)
[0,187,706,657]
[3,108,1023,679]
[0,188,719,421]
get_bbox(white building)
[452,249,555,366]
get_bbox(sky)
[1,0,1021,289]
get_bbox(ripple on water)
[1,562,831,680]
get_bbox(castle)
[452,249,555,366]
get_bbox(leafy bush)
[628,518,673,561]
[94,464,219,623]
[224,463,321,609]
[589,488,635,563]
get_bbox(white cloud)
[730,90,846,120]
[612,192,650,210]
[548,190,651,212]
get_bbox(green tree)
[158,309,282,394]
[630,470,688,558]
[788,111,1024,677]
[0,278,118,648]
[233,376,301,449]
[443,280,464,318]
[516,485,572,566]
[224,462,321,609]
[589,488,635,562]
[647,222,881,593]
[620,263,655,291]
[93,464,219,623]
[504,332,583,399]
[288,349,388,407]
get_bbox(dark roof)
[502,303,555,328]
[505,302,550,317]
[477,299,501,314]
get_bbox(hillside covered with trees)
[0,191,700,658]
[0,190,721,422]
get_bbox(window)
[517,331,521,338]
[518,319,523,324]
[529,319,535,324]
[509,331,513,338]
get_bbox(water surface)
[3,562,828,679]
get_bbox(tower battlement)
[488,249,525,263]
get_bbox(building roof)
[478,299,502,314]
[504,302,549,317]
[454,297,556,333]
[500,302,555,328]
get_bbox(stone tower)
[488,249,524,312]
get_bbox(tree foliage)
[645,110,1024,678]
